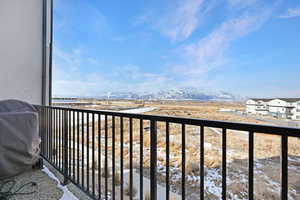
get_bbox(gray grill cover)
[0,100,40,180]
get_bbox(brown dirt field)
[67,100,300,199]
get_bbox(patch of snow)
[209,127,222,135]
[42,166,78,200]
[219,108,235,112]
[205,169,222,198]
[120,107,156,114]
[288,156,300,162]
[204,142,212,149]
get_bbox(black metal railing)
[36,105,300,200]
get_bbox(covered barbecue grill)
[0,100,40,179]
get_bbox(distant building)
[246,98,300,120]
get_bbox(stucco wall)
[0,0,49,105]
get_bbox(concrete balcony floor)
[0,162,81,200]
[0,168,63,200]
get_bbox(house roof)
[277,98,300,102]
[249,98,273,102]
[249,98,300,103]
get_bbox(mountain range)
[96,88,243,101]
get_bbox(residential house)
[246,98,300,120]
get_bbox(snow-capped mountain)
[96,88,242,101]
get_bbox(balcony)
[0,1,299,199]
[33,105,300,200]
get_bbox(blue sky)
[53,0,300,98]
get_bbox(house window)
[297,116,300,119]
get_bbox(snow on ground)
[209,127,222,135]
[119,107,156,113]
[42,166,78,200]
[219,108,235,112]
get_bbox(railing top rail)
[35,105,300,137]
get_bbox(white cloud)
[279,8,300,18]
[54,47,82,71]
[53,48,173,96]
[227,0,257,8]
[87,58,100,65]
[53,65,172,96]
[156,0,214,42]
[171,2,277,77]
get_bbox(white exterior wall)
[246,99,269,115]
[256,110,269,115]
[268,99,293,118]
[246,99,257,114]
[291,101,300,120]
[0,0,50,105]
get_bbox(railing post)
[150,120,157,200]
[281,134,288,200]
[63,110,69,185]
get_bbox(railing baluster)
[182,124,186,200]
[92,113,95,197]
[281,135,288,200]
[41,108,44,157]
[63,110,69,185]
[56,108,58,167]
[200,126,204,200]
[82,111,85,188]
[87,113,90,192]
[73,111,76,180]
[45,108,47,159]
[38,108,41,156]
[105,115,108,200]
[46,108,49,160]
[53,108,56,166]
[129,118,133,200]
[248,131,254,200]
[48,108,50,160]
[50,108,52,161]
[77,111,80,185]
[51,108,54,164]
[46,108,48,159]
[222,128,227,200]
[49,108,53,162]
[49,108,51,161]
[49,108,52,162]
[140,119,144,200]
[166,122,170,200]
[150,120,157,200]
[52,108,54,163]
[56,109,58,168]
[112,116,116,200]
[120,117,124,200]
[69,110,71,178]
[45,107,47,158]
[98,114,101,199]
[60,109,63,170]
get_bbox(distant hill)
[93,87,243,101]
